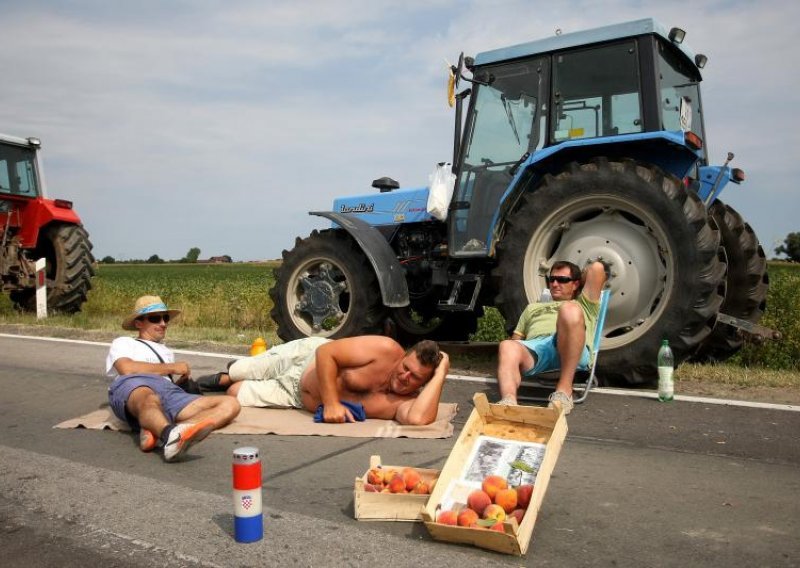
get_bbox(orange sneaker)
[139,428,157,452]
[163,419,215,462]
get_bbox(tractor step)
[438,265,482,311]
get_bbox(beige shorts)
[229,337,331,408]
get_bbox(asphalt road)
[1,334,798,567]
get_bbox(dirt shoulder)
[3,324,798,406]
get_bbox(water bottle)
[657,339,674,402]
[540,287,552,303]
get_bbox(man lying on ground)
[197,336,449,425]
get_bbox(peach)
[437,510,458,525]
[483,503,506,522]
[494,488,518,513]
[366,467,385,486]
[457,508,479,527]
[467,489,492,516]
[510,508,525,525]
[363,483,380,493]
[481,475,508,500]
[489,520,505,532]
[411,481,430,494]
[387,474,407,493]
[515,484,533,509]
[402,468,422,491]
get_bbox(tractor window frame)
[450,57,547,257]
[0,144,40,197]
[656,38,707,163]
[549,39,643,143]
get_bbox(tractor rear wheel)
[269,230,386,341]
[692,200,769,362]
[493,159,725,385]
[11,224,95,313]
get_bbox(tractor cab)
[448,19,707,257]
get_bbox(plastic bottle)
[250,337,268,356]
[540,287,552,303]
[657,339,674,402]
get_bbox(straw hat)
[122,295,182,330]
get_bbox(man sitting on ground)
[106,295,240,462]
[197,336,449,425]
[496,260,607,414]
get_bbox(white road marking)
[2,333,797,412]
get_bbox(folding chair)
[517,288,611,404]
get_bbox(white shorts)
[229,337,331,408]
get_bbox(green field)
[1,261,798,377]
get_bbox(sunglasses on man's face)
[547,275,578,284]
[139,314,170,324]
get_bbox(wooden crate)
[354,455,440,521]
[421,393,567,556]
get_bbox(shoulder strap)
[134,339,173,381]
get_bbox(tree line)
[99,247,216,264]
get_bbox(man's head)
[390,340,442,395]
[122,295,181,343]
[547,261,582,301]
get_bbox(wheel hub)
[295,263,346,331]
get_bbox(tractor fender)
[309,211,409,307]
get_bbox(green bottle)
[657,339,674,402]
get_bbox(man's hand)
[323,400,355,423]
[173,361,191,382]
[437,351,450,376]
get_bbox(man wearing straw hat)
[106,295,240,462]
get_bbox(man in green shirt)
[496,260,607,414]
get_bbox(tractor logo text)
[340,203,374,214]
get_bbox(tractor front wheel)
[493,159,725,385]
[269,230,386,341]
[11,224,95,313]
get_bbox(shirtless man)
[200,336,449,425]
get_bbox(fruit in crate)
[481,475,508,499]
[515,484,533,509]
[457,508,479,527]
[494,488,518,513]
[401,467,421,491]
[437,510,458,525]
[387,474,407,493]
[366,467,385,486]
[483,504,506,522]
[467,489,492,515]
[411,481,430,494]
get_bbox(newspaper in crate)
[439,435,546,511]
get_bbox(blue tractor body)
[272,19,766,385]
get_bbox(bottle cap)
[661,339,669,346]
[233,447,260,464]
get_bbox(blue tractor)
[269,19,768,384]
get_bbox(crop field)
[1,261,798,374]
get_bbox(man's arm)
[394,352,450,425]
[315,336,402,423]
[580,260,608,303]
[113,358,191,382]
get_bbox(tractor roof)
[475,18,700,75]
[0,132,34,146]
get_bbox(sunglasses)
[139,314,170,324]
[547,275,578,284]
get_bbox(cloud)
[1,1,797,261]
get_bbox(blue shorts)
[108,374,200,429]
[519,335,591,378]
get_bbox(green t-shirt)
[514,292,600,351]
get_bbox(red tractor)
[0,133,94,312]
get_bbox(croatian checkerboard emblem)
[241,495,253,510]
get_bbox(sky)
[2,0,798,261]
